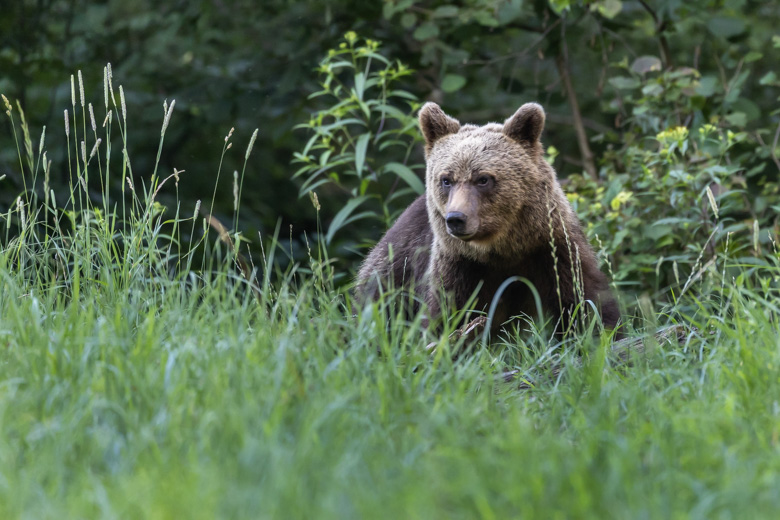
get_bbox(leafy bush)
[291,32,780,313]
[565,57,779,296]
[293,33,424,247]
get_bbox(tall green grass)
[1,67,779,519]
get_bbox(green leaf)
[413,22,440,40]
[382,2,394,19]
[759,71,778,86]
[707,17,746,39]
[387,89,419,101]
[299,177,333,196]
[548,0,572,14]
[725,111,747,127]
[441,73,466,93]
[433,6,459,18]
[474,11,499,27]
[383,0,413,18]
[400,13,417,29]
[316,118,366,134]
[631,56,662,74]
[592,0,622,19]
[496,0,523,25]
[696,76,718,97]
[609,77,640,90]
[354,133,370,177]
[641,83,663,97]
[359,177,371,196]
[384,162,425,194]
[744,51,763,63]
[326,196,369,245]
[354,72,366,101]
[731,98,760,122]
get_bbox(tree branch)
[637,0,672,68]
[555,31,597,178]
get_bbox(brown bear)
[356,102,620,337]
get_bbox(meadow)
[2,61,780,519]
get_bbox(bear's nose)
[446,212,468,236]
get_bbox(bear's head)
[419,102,555,260]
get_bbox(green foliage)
[0,0,388,259]
[3,28,780,519]
[282,15,780,309]
[5,0,779,276]
[293,33,424,245]
[0,62,261,302]
[566,57,779,294]
[5,230,780,517]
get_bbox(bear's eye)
[476,176,492,187]
[441,177,452,188]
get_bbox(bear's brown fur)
[356,102,620,335]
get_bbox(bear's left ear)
[503,103,545,145]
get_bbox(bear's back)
[356,195,433,303]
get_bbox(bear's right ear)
[419,102,460,151]
[503,103,545,146]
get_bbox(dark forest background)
[2,0,778,284]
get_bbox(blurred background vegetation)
[1,0,778,298]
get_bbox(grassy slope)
[1,250,779,518]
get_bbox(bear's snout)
[444,185,480,239]
[446,211,477,239]
[446,212,467,235]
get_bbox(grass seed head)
[1,94,11,115]
[17,197,26,229]
[107,63,117,107]
[64,109,69,137]
[78,70,85,107]
[245,129,258,160]
[44,155,51,200]
[70,74,75,107]
[89,138,102,159]
[753,219,760,254]
[706,186,718,219]
[38,125,46,154]
[103,66,109,110]
[119,85,127,124]
[233,170,239,210]
[161,99,175,135]
[89,103,96,132]
[309,191,321,211]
